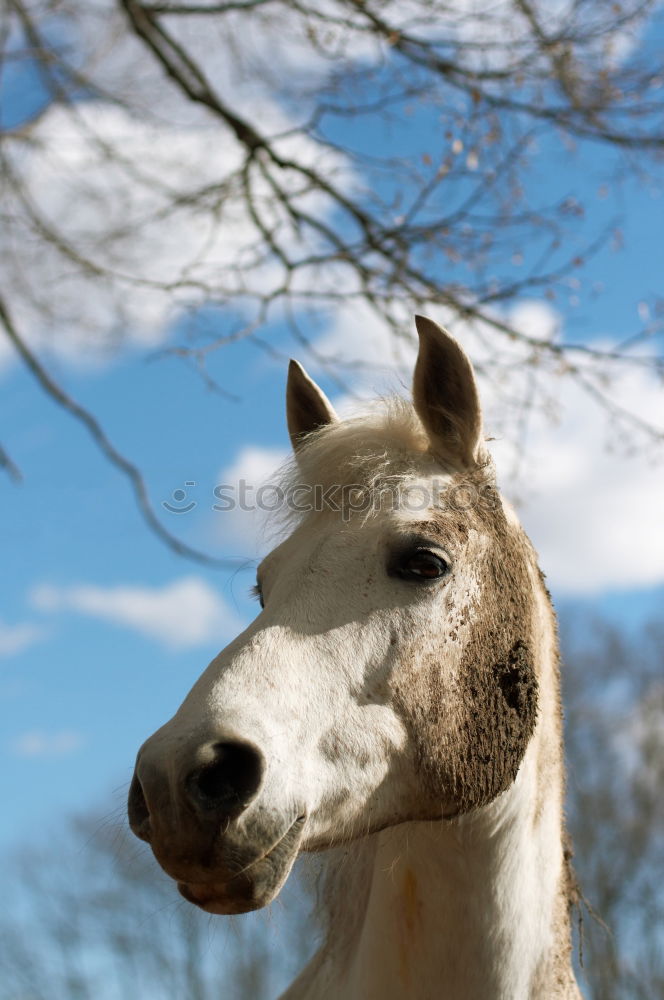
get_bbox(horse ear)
[412,315,483,468]
[287,360,338,450]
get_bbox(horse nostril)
[128,772,152,842]
[185,740,265,821]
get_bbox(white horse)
[129,316,581,999]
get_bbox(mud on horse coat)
[129,316,582,999]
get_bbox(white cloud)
[12,729,84,758]
[382,0,650,72]
[1,92,352,374]
[214,445,289,551]
[496,367,664,594]
[507,300,562,344]
[311,300,416,403]
[0,620,47,659]
[64,0,373,125]
[31,577,240,649]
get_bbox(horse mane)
[291,395,431,480]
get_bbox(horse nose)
[128,770,152,841]
[128,738,266,843]
[184,740,265,822]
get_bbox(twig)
[0,440,22,482]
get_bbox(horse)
[128,316,581,999]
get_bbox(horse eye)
[251,581,264,608]
[397,550,449,581]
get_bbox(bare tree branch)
[0,295,242,568]
[0,440,22,482]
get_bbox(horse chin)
[178,880,267,915]
[177,814,306,915]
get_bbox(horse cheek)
[396,539,540,815]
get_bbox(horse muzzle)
[176,813,306,914]
[127,730,306,913]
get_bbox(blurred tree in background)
[0,810,318,998]
[1,616,662,999]
[564,617,664,1000]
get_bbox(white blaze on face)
[172,513,413,845]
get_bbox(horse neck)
[302,587,578,1000]
[341,750,573,1000]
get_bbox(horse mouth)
[177,814,306,914]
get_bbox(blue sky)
[1,10,663,855]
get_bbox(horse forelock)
[268,395,496,541]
